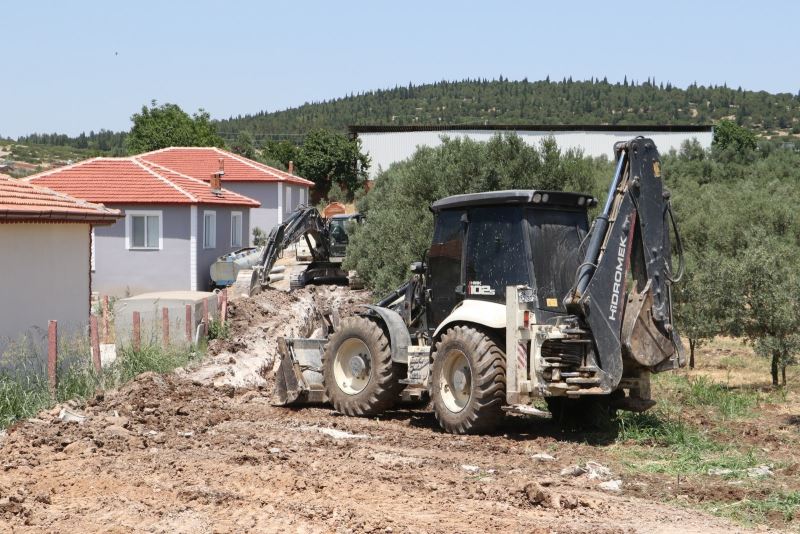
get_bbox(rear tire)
[289,273,304,291]
[431,326,506,434]
[322,316,404,416]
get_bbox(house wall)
[93,205,191,297]
[195,205,251,290]
[225,182,279,244]
[282,184,308,219]
[0,223,90,355]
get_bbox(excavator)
[274,138,685,433]
[212,206,362,296]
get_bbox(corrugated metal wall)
[359,129,713,179]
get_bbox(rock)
[746,465,773,478]
[63,442,85,455]
[105,415,130,428]
[561,495,579,509]
[531,453,556,462]
[461,465,480,474]
[105,425,131,438]
[0,497,23,514]
[523,482,551,506]
[708,468,734,476]
[34,493,51,505]
[560,465,587,477]
[585,461,613,480]
[269,447,282,454]
[598,479,623,492]
[175,405,190,416]
[58,408,87,424]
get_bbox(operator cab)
[427,190,596,328]
[328,213,363,258]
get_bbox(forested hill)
[217,78,800,139]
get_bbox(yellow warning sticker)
[653,161,661,177]
[546,298,558,307]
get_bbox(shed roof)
[139,147,314,187]
[26,157,260,207]
[0,176,121,224]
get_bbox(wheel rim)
[333,338,372,395]
[439,349,471,413]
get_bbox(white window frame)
[231,211,243,247]
[203,210,217,249]
[90,228,96,271]
[125,210,163,250]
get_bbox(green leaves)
[125,101,225,154]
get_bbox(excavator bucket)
[273,337,328,406]
[622,282,685,370]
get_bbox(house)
[138,147,314,243]
[27,157,260,297]
[0,177,121,353]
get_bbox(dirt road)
[0,287,780,533]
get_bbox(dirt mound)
[185,286,372,391]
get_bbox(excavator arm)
[566,138,685,392]
[250,206,332,294]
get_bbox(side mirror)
[410,261,426,274]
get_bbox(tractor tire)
[322,316,404,416]
[431,326,506,434]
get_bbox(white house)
[137,147,314,243]
[28,157,260,297]
[0,177,121,353]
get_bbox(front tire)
[431,326,506,434]
[322,316,404,416]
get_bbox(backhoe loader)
[274,138,685,434]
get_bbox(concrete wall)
[225,182,279,244]
[93,205,191,297]
[0,223,90,356]
[358,129,715,179]
[195,205,251,290]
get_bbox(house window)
[126,210,162,250]
[203,211,216,249]
[231,211,243,247]
[286,186,292,213]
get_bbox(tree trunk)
[771,353,780,386]
[689,338,696,369]
[782,364,787,386]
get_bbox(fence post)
[132,311,141,351]
[102,295,110,343]
[203,297,209,337]
[48,320,58,399]
[90,315,102,374]
[185,304,192,343]
[162,307,170,348]
[221,289,228,323]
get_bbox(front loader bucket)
[273,337,329,406]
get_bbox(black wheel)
[322,316,405,416]
[431,326,506,434]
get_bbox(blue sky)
[2,0,798,138]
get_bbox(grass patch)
[0,336,201,430]
[705,491,800,527]
[615,409,762,476]
[653,373,776,420]
[207,319,229,341]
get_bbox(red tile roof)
[26,158,260,207]
[0,177,121,224]
[139,147,314,187]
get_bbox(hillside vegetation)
[11,78,800,156]
[218,78,800,139]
